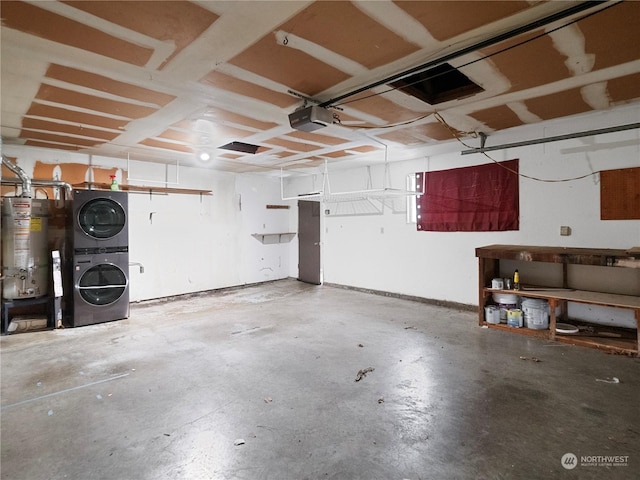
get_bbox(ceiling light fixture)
[199,152,210,161]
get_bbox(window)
[406,173,417,224]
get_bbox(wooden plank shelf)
[476,244,640,265]
[480,321,550,340]
[73,182,212,196]
[485,287,640,310]
[555,332,638,356]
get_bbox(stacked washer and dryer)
[67,189,130,327]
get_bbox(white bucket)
[492,293,519,304]
[522,298,549,330]
[493,293,519,323]
[484,305,500,324]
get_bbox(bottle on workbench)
[513,269,520,291]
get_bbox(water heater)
[1,197,49,299]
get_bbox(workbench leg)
[549,299,558,340]
[636,309,640,357]
[2,302,9,335]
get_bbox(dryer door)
[78,198,126,240]
[77,263,127,306]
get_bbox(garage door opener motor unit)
[288,106,333,132]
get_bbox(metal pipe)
[1,178,73,199]
[319,1,607,108]
[460,122,640,155]
[129,262,145,274]
[2,154,32,197]
[32,179,73,199]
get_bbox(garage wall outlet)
[560,226,571,236]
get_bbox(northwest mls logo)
[562,453,629,469]
[561,453,578,470]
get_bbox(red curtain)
[416,159,519,232]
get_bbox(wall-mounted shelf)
[73,182,212,196]
[251,232,296,244]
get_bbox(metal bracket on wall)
[251,233,296,244]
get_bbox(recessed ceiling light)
[199,152,210,161]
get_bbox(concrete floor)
[1,279,638,480]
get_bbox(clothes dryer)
[72,189,128,251]
[70,252,129,327]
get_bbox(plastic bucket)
[493,293,519,323]
[507,309,523,328]
[484,305,500,324]
[522,298,549,330]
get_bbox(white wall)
[3,105,639,307]
[285,106,640,308]
[127,171,295,301]
[2,145,294,302]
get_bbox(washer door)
[78,198,126,239]
[77,263,127,306]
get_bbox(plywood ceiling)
[1,1,639,174]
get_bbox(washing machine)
[70,252,130,327]
[72,189,128,251]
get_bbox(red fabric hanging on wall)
[416,159,519,232]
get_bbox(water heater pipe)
[1,178,73,200]
[2,154,32,197]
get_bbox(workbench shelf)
[476,245,640,357]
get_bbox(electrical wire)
[331,2,622,183]
[433,112,599,183]
[334,112,434,129]
[330,1,622,110]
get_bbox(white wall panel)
[1,145,294,302]
[3,105,639,306]
[287,106,640,306]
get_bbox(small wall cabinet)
[476,245,640,356]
